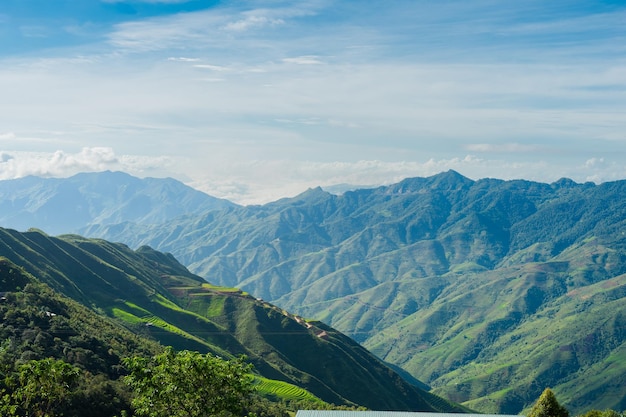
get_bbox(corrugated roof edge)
[296,412,523,417]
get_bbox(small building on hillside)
[296,412,523,417]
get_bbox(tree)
[1,358,80,417]
[528,388,569,417]
[579,410,622,417]
[123,348,253,417]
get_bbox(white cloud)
[107,12,218,52]
[193,64,230,71]
[282,56,324,65]
[0,153,14,163]
[0,147,113,179]
[167,57,201,62]
[223,15,285,32]
[0,147,176,180]
[585,157,606,168]
[107,2,322,52]
[465,143,543,153]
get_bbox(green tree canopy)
[528,388,570,417]
[123,348,254,417]
[578,410,622,417]
[1,358,80,417]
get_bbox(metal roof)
[296,412,523,417]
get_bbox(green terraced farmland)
[254,377,323,403]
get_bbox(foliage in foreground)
[0,351,356,417]
[528,388,570,417]
[1,358,79,417]
[526,388,625,417]
[123,348,253,417]
[578,410,625,417]
[0,357,131,417]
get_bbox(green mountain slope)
[0,227,462,412]
[76,171,626,414]
[364,248,626,413]
[0,257,162,416]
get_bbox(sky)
[1,0,625,204]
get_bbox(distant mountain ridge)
[1,170,625,414]
[0,171,236,235]
[0,227,462,412]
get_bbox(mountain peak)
[551,177,579,189]
[428,169,473,186]
[390,170,473,194]
[277,186,331,205]
[299,186,327,196]
[71,170,131,179]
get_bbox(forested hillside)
[0,257,157,416]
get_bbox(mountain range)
[0,170,624,414]
[0,227,460,412]
[0,171,235,236]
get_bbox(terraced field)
[254,377,323,402]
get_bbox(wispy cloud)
[500,9,626,38]
[223,14,285,32]
[193,64,231,71]
[465,143,544,153]
[282,56,324,65]
[106,2,323,53]
[20,25,50,38]
[0,132,16,140]
[1,1,625,203]
[107,12,217,52]
[167,56,201,62]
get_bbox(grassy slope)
[362,243,626,414]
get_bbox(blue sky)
[1,0,625,203]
